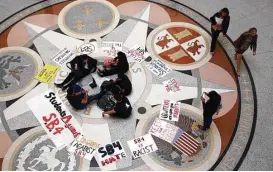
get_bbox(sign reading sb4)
[97,140,127,166]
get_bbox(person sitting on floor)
[97,51,129,77]
[101,94,132,119]
[55,54,97,90]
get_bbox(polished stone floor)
[0,0,272,171]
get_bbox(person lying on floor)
[101,94,132,119]
[97,51,129,77]
[100,73,132,96]
[55,54,97,90]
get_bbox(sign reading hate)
[160,100,180,122]
[97,140,127,166]
[27,89,83,148]
[126,45,150,63]
[147,59,172,77]
[78,42,98,55]
[68,135,99,160]
[51,48,75,66]
[127,134,158,159]
[148,118,179,144]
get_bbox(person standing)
[200,91,222,131]
[234,27,258,76]
[210,8,230,55]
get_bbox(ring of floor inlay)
[0,47,43,102]
[146,22,212,71]
[135,103,221,171]
[2,126,82,171]
[58,0,120,39]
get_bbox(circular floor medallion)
[0,46,43,101]
[58,0,120,39]
[146,22,212,70]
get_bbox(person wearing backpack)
[200,91,222,131]
[55,54,97,90]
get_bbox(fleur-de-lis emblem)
[73,20,85,31]
[96,18,104,28]
[82,6,91,15]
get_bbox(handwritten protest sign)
[78,42,98,55]
[35,64,59,83]
[97,140,127,166]
[127,134,158,159]
[163,78,181,92]
[148,118,179,143]
[160,100,180,122]
[146,59,172,77]
[126,45,149,63]
[27,90,83,148]
[51,48,75,66]
[68,135,99,160]
[100,41,123,57]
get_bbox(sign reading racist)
[27,89,83,148]
[97,140,127,166]
[163,78,181,92]
[127,134,158,159]
[146,59,172,77]
[78,42,98,55]
[35,64,59,83]
[126,45,150,63]
[68,135,99,160]
[51,48,75,66]
[160,100,180,122]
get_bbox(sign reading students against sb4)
[27,89,83,148]
[68,135,99,160]
[97,140,127,166]
[160,100,180,122]
[127,134,158,159]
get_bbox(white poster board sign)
[68,135,99,160]
[148,118,179,143]
[146,59,172,77]
[127,134,158,159]
[97,140,127,167]
[100,41,123,57]
[126,45,149,63]
[163,78,181,92]
[159,100,180,122]
[51,48,75,66]
[78,42,98,55]
[27,90,83,148]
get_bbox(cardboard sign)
[51,48,75,66]
[163,78,181,92]
[148,118,179,143]
[68,135,99,160]
[97,140,127,166]
[126,45,149,63]
[35,64,59,83]
[127,134,158,159]
[27,90,83,148]
[159,100,180,122]
[100,41,123,57]
[146,59,172,77]
[78,42,98,55]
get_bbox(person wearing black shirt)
[97,51,129,77]
[200,91,222,131]
[210,8,230,55]
[102,95,132,119]
[55,54,97,90]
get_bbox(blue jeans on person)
[203,116,212,130]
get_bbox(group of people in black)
[55,51,132,119]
